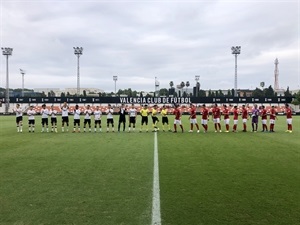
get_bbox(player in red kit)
[241,105,248,132]
[189,103,200,133]
[285,104,292,133]
[269,105,277,132]
[222,105,230,132]
[201,104,208,133]
[232,105,239,132]
[173,104,184,133]
[260,105,268,132]
[211,103,222,132]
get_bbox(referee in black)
[118,104,127,132]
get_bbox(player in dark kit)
[269,106,276,132]
[173,104,184,133]
[251,104,259,132]
[260,105,268,132]
[118,104,127,132]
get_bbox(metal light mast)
[113,76,118,95]
[73,47,83,96]
[20,69,25,97]
[155,77,160,97]
[231,46,241,97]
[274,58,279,91]
[2,47,13,114]
[195,75,200,97]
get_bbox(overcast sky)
[0,0,299,93]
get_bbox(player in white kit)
[83,105,92,132]
[128,104,137,132]
[41,104,49,132]
[94,106,102,132]
[27,105,36,132]
[13,104,23,132]
[49,105,58,133]
[61,102,69,132]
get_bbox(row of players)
[12,102,293,133]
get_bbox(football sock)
[226,124,229,131]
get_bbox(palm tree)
[180,81,185,89]
[186,81,190,94]
[169,81,174,88]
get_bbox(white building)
[34,88,104,96]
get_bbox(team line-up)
[12,102,293,133]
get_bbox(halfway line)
[151,132,162,225]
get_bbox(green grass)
[0,115,299,225]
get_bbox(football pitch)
[0,115,299,225]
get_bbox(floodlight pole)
[231,46,241,97]
[2,47,13,114]
[113,76,118,95]
[195,75,200,97]
[20,69,25,97]
[73,47,83,96]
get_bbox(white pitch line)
[151,132,162,225]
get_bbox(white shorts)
[224,119,230,125]
[174,119,182,125]
[233,120,238,125]
[213,118,220,124]
[190,118,198,124]
[242,119,247,123]
[262,119,267,125]
[201,119,208,125]
[286,118,292,125]
[269,119,275,124]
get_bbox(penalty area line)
[151,132,162,225]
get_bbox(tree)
[41,91,46,97]
[199,89,206,97]
[66,92,71,97]
[60,92,65,97]
[50,90,55,97]
[218,89,224,97]
[180,81,185,89]
[132,90,137,97]
[159,88,168,96]
[83,90,87,97]
[292,90,300,105]
[169,81,174,88]
[264,85,275,97]
[231,88,235,97]
[208,89,212,97]
[47,92,51,97]
[252,88,264,97]
[284,86,292,97]
[226,89,231,97]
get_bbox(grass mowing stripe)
[151,132,162,225]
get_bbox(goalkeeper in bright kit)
[140,105,149,132]
[151,105,159,132]
[161,105,171,132]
